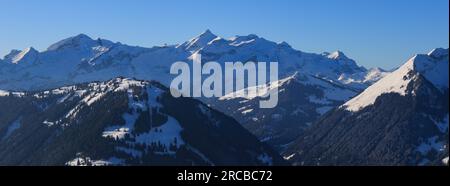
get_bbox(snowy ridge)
[343,48,449,112]
[326,50,349,60]
[0,90,8,96]
[0,30,377,91]
[219,70,356,102]
[66,153,124,166]
[1,47,39,64]
[338,67,390,87]
[47,34,114,51]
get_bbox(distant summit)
[2,47,39,64]
[47,33,114,51]
[178,29,218,52]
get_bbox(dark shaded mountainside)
[284,48,449,166]
[0,78,286,165]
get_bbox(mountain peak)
[47,33,95,51]
[278,41,292,48]
[227,34,270,48]
[343,49,448,112]
[179,29,218,52]
[23,46,38,53]
[327,50,349,60]
[74,33,92,40]
[201,29,214,36]
[3,49,22,60]
[197,29,217,39]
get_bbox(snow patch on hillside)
[0,90,8,96]
[443,157,449,165]
[102,89,147,139]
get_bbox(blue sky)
[0,0,448,69]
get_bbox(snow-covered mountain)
[0,78,286,165]
[284,48,449,165]
[0,30,382,91]
[0,31,390,157]
[343,48,448,112]
[204,72,358,152]
[2,47,39,65]
[177,29,219,52]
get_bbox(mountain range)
[0,30,384,91]
[0,30,448,165]
[0,30,387,152]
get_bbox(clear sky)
[0,0,448,69]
